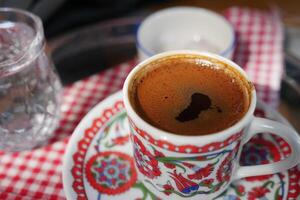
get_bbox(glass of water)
[0,8,62,151]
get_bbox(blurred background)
[1,0,299,130]
[0,0,299,38]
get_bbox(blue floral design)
[92,156,130,189]
[240,144,268,165]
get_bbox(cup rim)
[136,6,236,59]
[123,50,256,144]
[0,7,44,71]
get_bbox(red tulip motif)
[169,170,199,194]
[188,163,214,180]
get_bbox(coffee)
[129,55,251,135]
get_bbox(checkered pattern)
[224,7,283,107]
[0,8,284,200]
[0,61,135,199]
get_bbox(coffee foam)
[130,54,252,106]
[129,54,253,135]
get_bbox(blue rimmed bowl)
[136,7,236,61]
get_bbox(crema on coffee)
[129,55,251,135]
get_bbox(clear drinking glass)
[0,8,62,151]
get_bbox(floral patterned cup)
[123,51,300,200]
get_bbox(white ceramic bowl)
[137,7,236,61]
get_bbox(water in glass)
[0,9,62,151]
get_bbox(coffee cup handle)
[234,117,300,180]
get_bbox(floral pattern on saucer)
[85,151,137,195]
[63,91,300,200]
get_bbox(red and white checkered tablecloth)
[0,7,284,200]
[224,7,283,108]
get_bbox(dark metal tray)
[49,17,141,85]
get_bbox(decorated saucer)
[63,91,300,200]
